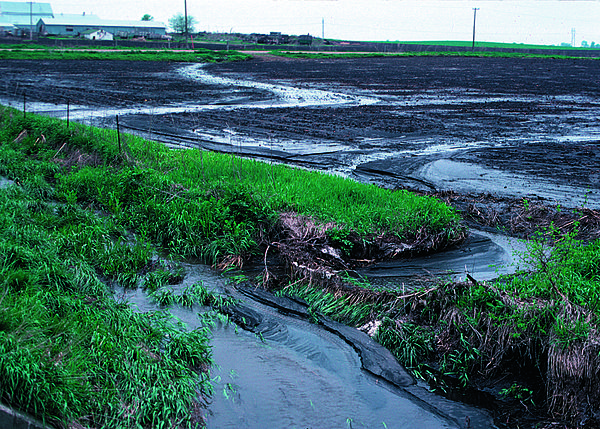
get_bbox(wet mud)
[2,55,599,427]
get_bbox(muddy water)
[118,263,493,428]
[359,229,527,288]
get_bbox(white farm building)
[83,28,113,41]
[37,14,167,38]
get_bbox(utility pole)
[571,28,576,47]
[29,1,33,41]
[184,0,188,46]
[322,18,325,40]
[472,7,479,50]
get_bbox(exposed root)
[269,211,465,288]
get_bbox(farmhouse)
[0,1,53,36]
[37,13,167,38]
[82,28,113,41]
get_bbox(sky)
[42,0,600,46]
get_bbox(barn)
[0,1,53,36]
[37,13,167,38]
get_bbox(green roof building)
[0,1,53,35]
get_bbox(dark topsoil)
[1,55,597,239]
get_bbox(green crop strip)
[371,40,599,50]
[0,48,251,62]
[271,50,599,61]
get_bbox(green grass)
[0,105,462,425]
[0,48,251,62]
[0,178,214,428]
[272,50,598,61]
[0,108,461,265]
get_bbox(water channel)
[118,262,495,429]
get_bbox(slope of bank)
[0,107,464,427]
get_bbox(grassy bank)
[0,134,218,426]
[0,108,461,266]
[0,107,462,426]
[279,225,600,425]
[0,47,251,62]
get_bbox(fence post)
[116,115,122,153]
[23,93,26,118]
[66,99,70,128]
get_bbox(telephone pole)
[472,7,479,50]
[184,0,188,46]
[322,18,324,40]
[29,1,33,41]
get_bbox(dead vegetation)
[422,189,600,243]
[50,143,103,170]
[263,211,467,289]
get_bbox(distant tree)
[141,14,153,21]
[581,40,589,48]
[169,13,196,34]
[591,41,596,48]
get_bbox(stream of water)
[118,263,495,428]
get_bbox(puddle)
[0,176,14,188]
[419,159,599,209]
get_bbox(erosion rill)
[1,107,599,427]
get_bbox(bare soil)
[2,55,597,238]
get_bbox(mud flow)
[117,262,492,428]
